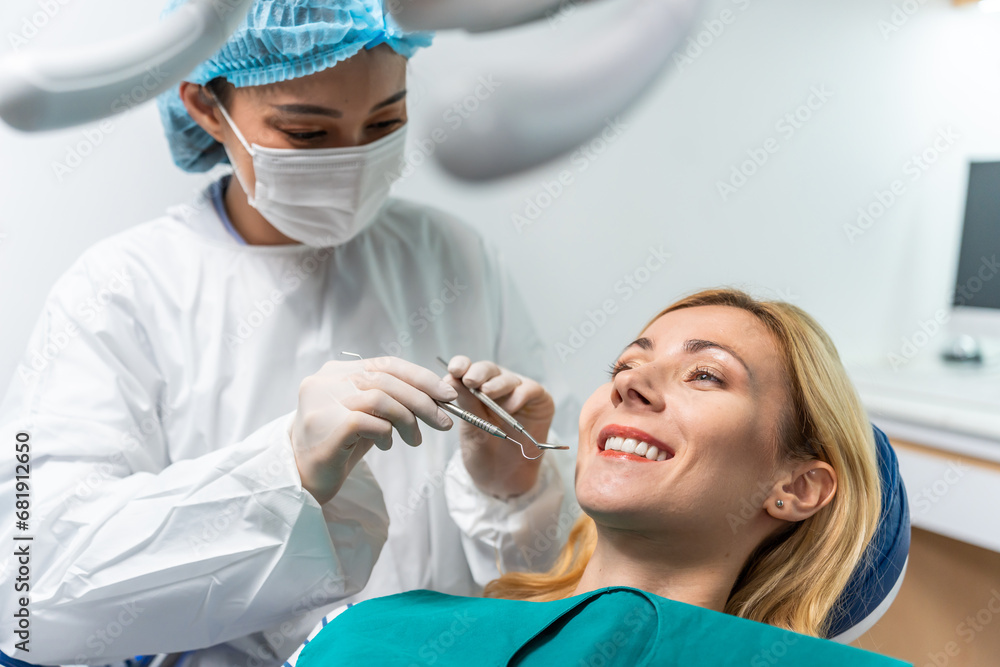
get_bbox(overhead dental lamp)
[391,0,704,180]
[0,0,705,180]
[0,0,256,134]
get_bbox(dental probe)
[435,401,541,461]
[436,357,570,451]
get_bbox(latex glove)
[291,357,458,505]
[443,355,555,499]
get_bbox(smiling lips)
[597,425,674,463]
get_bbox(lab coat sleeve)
[444,453,565,584]
[443,240,570,585]
[0,260,388,664]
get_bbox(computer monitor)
[950,161,1000,341]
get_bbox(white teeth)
[603,436,670,461]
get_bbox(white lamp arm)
[0,0,254,132]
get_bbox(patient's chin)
[576,484,660,529]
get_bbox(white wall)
[2,0,1000,404]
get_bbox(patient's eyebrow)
[684,339,753,378]
[622,337,654,353]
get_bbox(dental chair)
[826,425,911,643]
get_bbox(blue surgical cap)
[157,0,433,172]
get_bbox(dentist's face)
[575,306,793,540]
[210,43,407,158]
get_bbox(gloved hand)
[291,357,458,505]
[443,355,555,499]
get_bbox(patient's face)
[575,305,792,546]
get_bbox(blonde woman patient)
[290,288,908,666]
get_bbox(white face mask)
[212,92,407,248]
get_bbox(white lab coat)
[0,187,566,666]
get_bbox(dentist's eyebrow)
[370,89,407,112]
[270,90,406,119]
[271,103,343,118]
[684,339,753,378]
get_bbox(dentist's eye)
[284,130,326,141]
[369,119,403,130]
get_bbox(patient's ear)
[766,460,837,522]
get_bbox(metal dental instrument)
[340,352,542,460]
[436,357,570,451]
[434,400,541,461]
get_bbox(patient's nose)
[611,368,664,412]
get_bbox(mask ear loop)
[208,87,254,155]
[207,87,256,201]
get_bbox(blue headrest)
[825,425,910,639]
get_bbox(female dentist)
[0,1,565,664]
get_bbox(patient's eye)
[687,367,723,384]
[607,360,634,378]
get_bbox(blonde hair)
[484,288,882,637]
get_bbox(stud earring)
[775,499,784,508]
